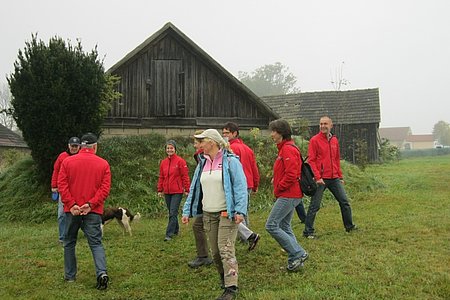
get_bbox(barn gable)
[105,22,278,134]
[261,88,381,162]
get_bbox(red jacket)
[273,139,303,198]
[308,132,343,180]
[51,151,70,188]
[229,138,260,191]
[58,148,111,214]
[157,154,190,194]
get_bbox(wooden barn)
[0,124,29,155]
[261,88,381,163]
[104,22,278,136]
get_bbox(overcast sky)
[1,0,449,134]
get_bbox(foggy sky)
[1,0,449,134]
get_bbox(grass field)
[0,155,449,300]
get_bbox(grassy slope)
[0,156,449,299]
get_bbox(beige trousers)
[202,211,239,287]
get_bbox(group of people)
[157,117,356,299]
[50,116,356,298]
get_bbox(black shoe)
[96,273,109,290]
[346,225,358,233]
[247,233,260,251]
[303,234,316,239]
[187,256,213,268]
[216,286,238,300]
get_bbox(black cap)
[68,137,81,145]
[80,133,98,145]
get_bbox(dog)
[102,207,141,236]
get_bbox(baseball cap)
[80,133,98,145]
[194,129,226,145]
[68,137,81,145]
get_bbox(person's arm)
[277,146,299,192]
[180,158,191,194]
[308,139,322,181]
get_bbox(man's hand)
[316,179,325,185]
[70,205,81,216]
[182,216,189,224]
[51,188,58,192]
[79,203,92,215]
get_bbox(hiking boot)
[287,252,308,272]
[346,225,358,233]
[164,236,172,241]
[216,286,238,300]
[247,233,260,251]
[187,256,213,268]
[96,273,109,290]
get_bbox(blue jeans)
[63,213,107,280]
[304,178,354,235]
[265,198,306,264]
[164,194,182,237]
[57,197,66,241]
[295,200,306,223]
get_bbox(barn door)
[153,59,185,117]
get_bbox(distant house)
[405,134,435,150]
[104,22,278,136]
[0,124,28,154]
[379,127,412,149]
[261,88,381,163]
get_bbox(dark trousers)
[193,216,209,257]
[303,178,354,235]
[164,194,182,237]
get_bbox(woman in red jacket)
[265,119,308,272]
[157,140,190,241]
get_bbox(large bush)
[8,34,120,182]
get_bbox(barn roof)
[0,124,28,148]
[261,88,380,125]
[107,22,278,119]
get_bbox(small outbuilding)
[261,88,381,163]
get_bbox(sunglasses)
[70,144,80,147]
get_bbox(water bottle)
[52,191,59,201]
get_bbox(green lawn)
[1,155,449,299]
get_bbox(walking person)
[303,116,357,239]
[187,132,213,268]
[182,129,247,300]
[58,133,111,289]
[222,122,260,251]
[51,136,80,244]
[157,140,190,241]
[265,119,308,272]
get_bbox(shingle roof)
[379,127,412,141]
[261,88,380,125]
[0,124,28,148]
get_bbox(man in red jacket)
[51,137,80,244]
[222,122,260,251]
[58,133,111,290]
[303,116,356,239]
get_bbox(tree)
[330,61,350,91]
[0,82,15,130]
[238,62,300,96]
[8,34,121,182]
[432,120,450,146]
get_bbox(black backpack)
[288,144,317,197]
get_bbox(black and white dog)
[102,207,141,236]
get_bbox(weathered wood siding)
[106,31,271,129]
